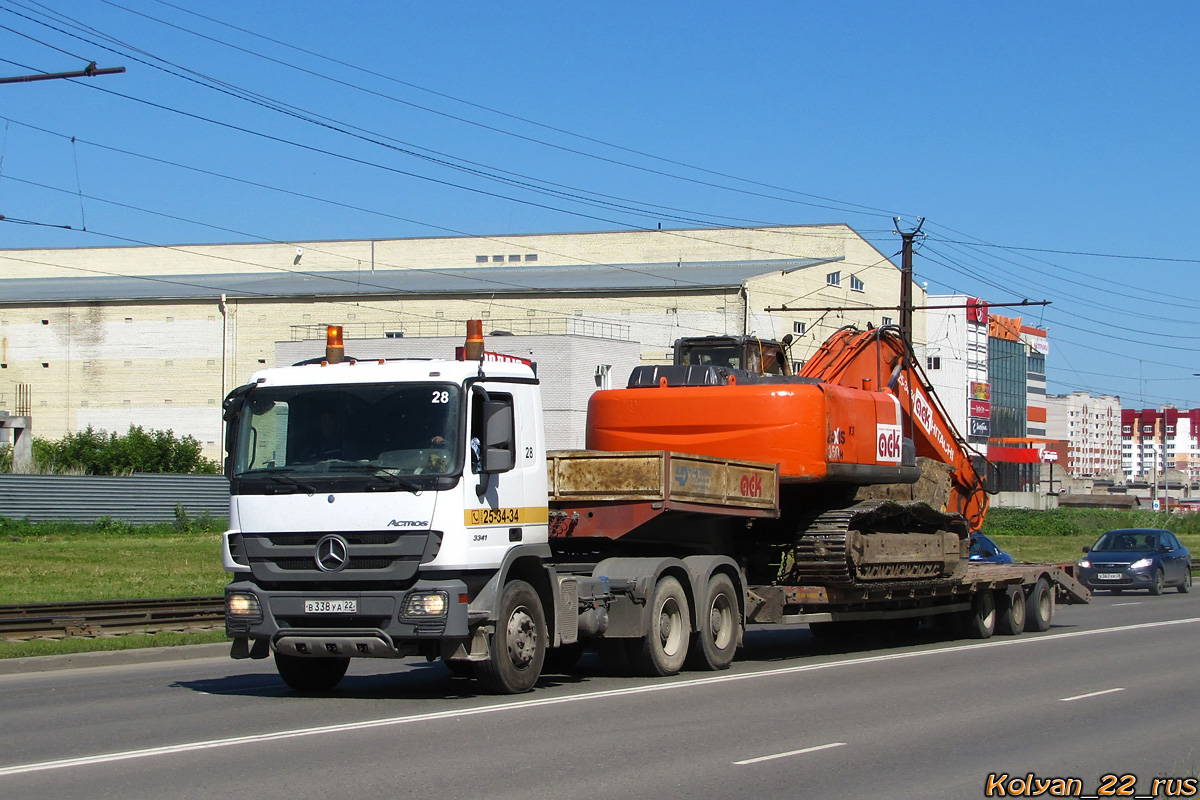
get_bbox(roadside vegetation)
[0,425,219,475]
[982,507,1200,563]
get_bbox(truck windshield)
[232,383,461,477]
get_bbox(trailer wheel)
[274,653,349,693]
[686,573,739,671]
[995,585,1026,636]
[474,579,546,694]
[962,589,996,639]
[1024,577,1053,632]
[628,575,690,676]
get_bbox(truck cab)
[221,326,554,692]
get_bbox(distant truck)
[222,322,1089,693]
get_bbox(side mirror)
[1081,546,1090,554]
[479,398,515,474]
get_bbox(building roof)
[0,256,843,304]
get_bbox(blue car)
[1077,528,1192,595]
[969,533,1015,564]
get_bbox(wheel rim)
[709,593,734,650]
[658,597,685,657]
[506,605,538,670]
[1036,591,1050,620]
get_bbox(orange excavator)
[586,325,990,588]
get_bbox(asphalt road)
[1,590,1197,800]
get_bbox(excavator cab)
[673,335,793,376]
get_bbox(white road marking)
[734,741,846,765]
[1,615,1196,778]
[1111,602,1142,607]
[1060,687,1125,702]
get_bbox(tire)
[995,585,1026,636]
[474,580,546,694]
[1179,569,1192,594]
[274,652,350,693]
[627,575,690,676]
[1025,578,1053,632]
[962,589,996,639]
[685,573,740,671]
[1149,569,1164,596]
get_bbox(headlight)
[403,591,448,618]
[1079,559,1090,568]
[1130,558,1154,570]
[226,592,262,621]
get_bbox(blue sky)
[1,1,1197,408]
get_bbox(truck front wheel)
[274,652,349,693]
[628,575,690,676]
[474,579,546,694]
[686,573,739,671]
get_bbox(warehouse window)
[927,356,941,370]
[508,254,521,262]
[476,255,489,263]
[826,271,841,287]
[793,321,806,335]
[524,254,538,262]
[881,317,893,326]
[850,275,864,292]
[492,255,504,262]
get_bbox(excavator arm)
[800,325,990,530]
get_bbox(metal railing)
[289,317,631,342]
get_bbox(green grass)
[0,532,226,604]
[0,630,227,660]
[0,516,227,605]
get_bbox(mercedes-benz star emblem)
[315,535,349,573]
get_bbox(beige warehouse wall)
[0,225,923,462]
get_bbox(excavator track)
[774,500,969,588]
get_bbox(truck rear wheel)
[474,579,546,694]
[995,585,1026,636]
[628,575,690,676]
[685,573,739,671]
[274,652,350,693]
[1024,577,1053,632]
[962,589,995,639]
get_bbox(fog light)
[227,592,262,621]
[403,591,448,618]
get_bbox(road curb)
[0,642,230,676]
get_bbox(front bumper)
[1078,568,1155,590]
[224,577,470,659]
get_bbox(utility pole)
[894,217,924,347]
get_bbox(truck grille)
[241,529,442,585]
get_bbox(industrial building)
[0,224,920,457]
